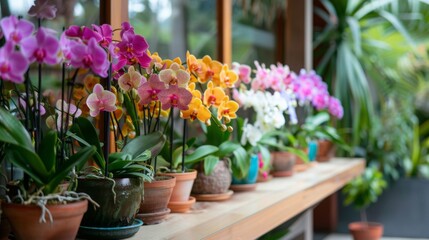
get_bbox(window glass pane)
[232,0,286,65]
[129,0,217,60]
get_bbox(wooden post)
[285,0,313,72]
[217,0,232,66]
[100,0,129,39]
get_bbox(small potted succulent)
[343,166,387,240]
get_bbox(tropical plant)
[314,0,420,147]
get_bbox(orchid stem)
[182,119,187,173]
[169,107,174,170]
[103,64,112,177]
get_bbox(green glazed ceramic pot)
[77,177,143,227]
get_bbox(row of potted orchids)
[0,7,346,240]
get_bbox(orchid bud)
[118,92,124,104]
[205,119,211,126]
[227,126,233,132]
[223,116,231,124]
[221,124,227,132]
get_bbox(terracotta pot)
[159,170,197,202]
[191,160,232,194]
[316,140,335,162]
[349,222,383,240]
[0,201,11,240]
[158,171,196,213]
[271,151,296,177]
[2,200,87,240]
[138,175,176,224]
[77,177,143,227]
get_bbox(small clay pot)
[159,170,197,202]
[316,140,335,162]
[77,177,143,227]
[349,222,383,240]
[271,151,296,177]
[138,175,176,224]
[2,200,87,240]
[0,201,11,240]
[192,160,231,194]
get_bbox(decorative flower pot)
[2,199,88,240]
[76,177,143,227]
[316,140,335,162]
[349,222,383,240]
[271,151,296,177]
[230,154,258,192]
[191,160,233,201]
[294,141,318,172]
[158,170,197,213]
[137,175,176,224]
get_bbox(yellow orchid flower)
[219,65,238,88]
[188,82,202,99]
[217,96,239,120]
[181,98,211,124]
[83,74,100,92]
[186,51,206,82]
[199,55,222,84]
[203,81,226,108]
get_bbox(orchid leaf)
[203,155,219,175]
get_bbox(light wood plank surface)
[130,158,365,240]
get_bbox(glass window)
[232,0,286,66]
[129,0,217,60]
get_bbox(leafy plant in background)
[343,166,387,222]
[314,0,420,148]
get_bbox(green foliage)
[0,108,96,195]
[69,117,166,179]
[314,0,419,148]
[343,166,387,210]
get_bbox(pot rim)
[348,221,384,230]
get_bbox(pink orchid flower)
[27,0,57,20]
[70,38,109,77]
[0,42,29,83]
[232,62,251,85]
[158,85,192,110]
[46,100,82,130]
[115,30,151,68]
[118,66,144,92]
[137,74,166,105]
[159,62,190,88]
[312,92,330,110]
[86,83,117,117]
[21,27,60,65]
[0,15,34,45]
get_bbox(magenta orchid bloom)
[118,66,144,92]
[28,0,58,20]
[0,42,29,83]
[65,25,83,38]
[21,27,60,65]
[328,97,344,119]
[0,15,34,45]
[120,22,134,37]
[158,85,192,110]
[70,38,109,77]
[91,24,113,47]
[115,30,151,68]
[86,83,117,117]
[312,92,330,110]
[159,62,190,88]
[137,74,166,105]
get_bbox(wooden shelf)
[130,158,365,240]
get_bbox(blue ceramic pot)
[232,154,259,185]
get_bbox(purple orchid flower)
[21,27,60,65]
[69,38,109,77]
[19,94,46,116]
[92,24,113,48]
[158,85,192,110]
[120,22,134,37]
[328,97,344,119]
[27,0,57,20]
[0,42,29,83]
[65,25,83,38]
[0,15,34,45]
